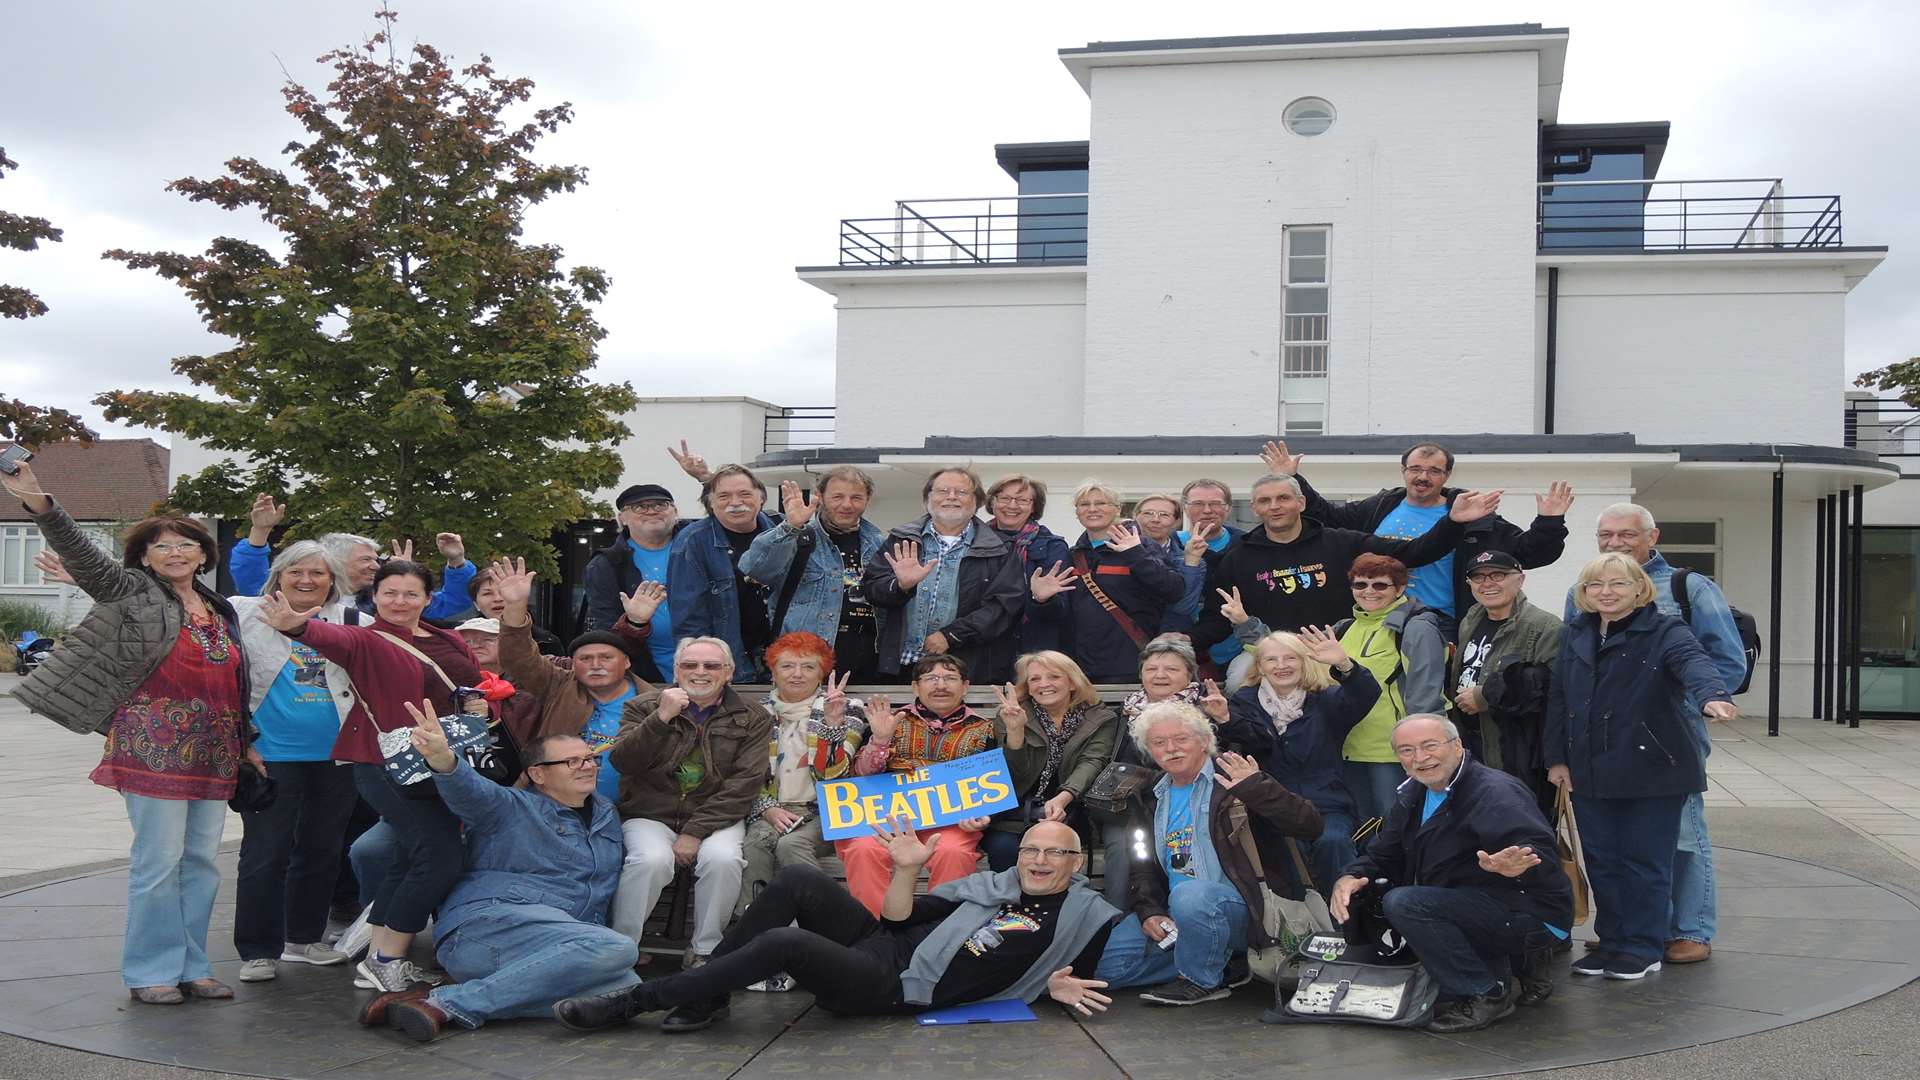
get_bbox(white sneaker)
[334,907,375,961]
[745,973,794,993]
[238,958,277,982]
[281,941,349,966]
[355,956,447,994]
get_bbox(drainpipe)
[1767,447,1784,737]
[1544,267,1559,434]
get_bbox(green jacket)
[607,684,773,839]
[1453,594,1563,773]
[990,702,1118,834]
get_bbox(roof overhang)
[795,261,1087,297]
[1537,247,1888,291]
[1057,24,1568,119]
[995,141,1091,180]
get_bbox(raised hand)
[779,480,816,529]
[0,458,50,513]
[488,557,537,610]
[436,532,467,566]
[1214,751,1260,788]
[1200,678,1230,724]
[1476,845,1543,879]
[1104,522,1143,553]
[875,815,940,869]
[258,590,315,633]
[1183,523,1217,566]
[388,538,416,562]
[1447,490,1504,524]
[247,493,285,543]
[1536,481,1574,518]
[1047,966,1112,1016]
[1216,585,1250,626]
[32,550,73,586]
[403,699,456,773]
[1029,562,1078,602]
[621,580,667,624]
[666,439,711,482]
[992,683,1029,749]
[886,541,932,590]
[1261,439,1304,476]
[823,671,853,724]
[1297,624,1351,669]
[1704,700,1739,723]
[657,686,691,721]
[865,694,900,743]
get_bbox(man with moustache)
[671,465,779,683]
[741,465,888,683]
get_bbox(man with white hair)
[226,494,475,619]
[1569,502,1748,967]
[1330,713,1571,1033]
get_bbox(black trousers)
[234,761,359,959]
[351,764,464,936]
[641,865,910,1015]
[331,795,381,909]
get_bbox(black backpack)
[1670,567,1761,695]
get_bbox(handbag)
[1555,785,1591,926]
[228,759,278,813]
[1260,931,1440,1028]
[1082,760,1159,816]
[1231,806,1335,987]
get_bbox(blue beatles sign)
[816,749,1019,841]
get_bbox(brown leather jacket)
[497,612,649,745]
[607,684,772,839]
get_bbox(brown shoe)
[1665,940,1712,964]
[388,997,452,1042]
[179,978,234,1000]
[358,986,432,1027]
[129,985,186,1005]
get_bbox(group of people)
[2,434,1746,1040]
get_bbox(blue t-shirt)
[629,542,675,675]
[1179,528,1242,664]
[253,642,341,761]
[1162,783,1198,878]
[1421,787,1449,825]
[1374,501,1453,616]
[581,685,637,802]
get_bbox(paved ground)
[4,674,1919,1078]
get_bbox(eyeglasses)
[916,671,964,684]
[1467,571,1518,584]
[1582,579,1636,592]
[992,494,1034,507]
[677,660,728,671]
[1403,466,1448,478]
[531,755,600,770]
[623,500,673,512]
[930,487,974,499]
[148,542,202,554]
[1350,580,1396,592]
[1016,846,1083,860]
[1393,739,1457,759]
[1595,530,1644,542]
[1185,499,1227,510]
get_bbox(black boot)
[1425,983,1518,1034]
[553,983,657,1032]
[1516,945,1555,1006]
[660,994,732,1033]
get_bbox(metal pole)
[1850,483,1865,728]
[1828,491,1842,723]
[1767,466,1784,737]
[1836,490,1850,725]
[1813,496,1827,718]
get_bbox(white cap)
[455,618,501,635]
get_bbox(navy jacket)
[1221,664,1382,820]
[1344,754,1574,931]
[1032,530,1187,682]
[1543,606,1731,800]
[995,522,1072,655]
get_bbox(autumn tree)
[97,10,634,573]
[1857,359,1920,406]
[0,146,94,445]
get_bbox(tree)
[0,147,94,446]
[96,9,635,573]
[1856,359,1920,406]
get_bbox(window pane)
[1288,229,1327,257]
[1284,314,1328,343]
[1663,551,1717,576]
[1288,256,1326,283]
[1659,522,1718,546]
[1286,285,1328,317]
[1283,344,1328,375]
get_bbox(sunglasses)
[1349,580,1396,592]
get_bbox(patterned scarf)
[1121,681,1203,723]
[1031,702,1089,798]
[1258,681,1308,736]
[900,518,976,665]
[1006,520,1041,564]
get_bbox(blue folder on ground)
[915,999,1038,1025]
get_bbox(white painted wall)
[1080,50,1540,438]
[1863,475,1920,526]
[1551,261,1850,445]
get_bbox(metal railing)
[838,192,1088,267]
[1538,177,1843,250]
[763,406,834,452]
[1845,398,1920,458]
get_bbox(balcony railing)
[838,193,1087,267]
[1538,177,1843,251]
[763,406,834,453]
[1845,398,1920,459]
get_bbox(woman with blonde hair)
[1221,627,1381,891]
[1027,480,1186,682]
[984,650,1119,870]
[1547,552,1736,981]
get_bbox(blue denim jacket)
[738,516,886,644]
[668,513,778,681]
[429,760,625,941]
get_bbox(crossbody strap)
[372,630,459,692]
[1070,550,1150,648]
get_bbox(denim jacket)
[428,760,625,941]
[738,516,886,644]
[669,512,778,681]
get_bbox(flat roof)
[1059,24,1559,56]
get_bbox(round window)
[1284,97,1335,137]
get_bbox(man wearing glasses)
[357,712,638,1042]
[605,637,773,970]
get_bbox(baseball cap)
[1466,550,1523,575]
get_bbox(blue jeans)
[121,794,227,988]
[1574,793,1685,963]
[1311,812,1357,895]
[350,821,396,908]
[430,903,639,1028]
[1343,762,1407,823]
[1143,878,1249,989]
[1094,914,1178,988]
[1671,792,1717,943]
[1382,886,1549,998]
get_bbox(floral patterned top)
[89,615,247,801]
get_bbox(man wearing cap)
[1451,551,1564,813]
[584,482,684,683]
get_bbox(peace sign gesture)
[1182,523,1218,567]
[1216,585,1251,626]
[666,440,711,482]
[823,671,854,723]
[778,480,816,529]
[1199,678,1230,724]
[992,683,1029,749]
[1296,624,1351,669]
[1104,522,1143,553]
[403,698,457,774]
[1030,562,1077,603]
[885,540,933,590]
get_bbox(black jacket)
[1192,517,1464,654]
[1345,754,1574,931]
[1295,479,1567,623]
[1221,665,1381,820]
[1544,606,1730,800]
[863,516,1027,684]
[1032,530,1187,681]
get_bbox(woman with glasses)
[1131,493,1210,635]
[983,651,1118,871]
[6,460,257,1005]
[985,474,1071,655]
[1546,553,1736,981]
[1026,480,1186,683]
[1331,554,1449,821]
[258,559,483,995]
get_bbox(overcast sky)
[3,1,1914,444]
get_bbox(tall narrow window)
[1281,226,1330,435]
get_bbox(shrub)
[0,599,63,641]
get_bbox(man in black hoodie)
[1190,474,1501,656]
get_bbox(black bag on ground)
[1260,932,1440,1028]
